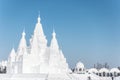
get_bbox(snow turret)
[30,15,48,59]
[34,15,44,36]
[49,30,70,74]
[49,30,61,73]
[17,30,27,56]
[37,14,41,23]
[74,61,85,74]
[29,15,49,74]
[50,30,59,51]
[33,15,47,49]
[9,48,16,62]
[7,48,16,74]
[15,30,27,73]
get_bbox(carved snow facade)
[7,15,70,74]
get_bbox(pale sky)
[0,0,120,68]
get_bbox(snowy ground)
[114,76,120,80]
[0,73,119,80]
[0,74,47,80]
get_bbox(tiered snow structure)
[7,15,70,75]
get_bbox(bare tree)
[94,62,110,70]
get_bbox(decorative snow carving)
[6,15,70,74]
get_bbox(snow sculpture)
[7,48,16,74]
[110,68,120,77]
[74,61,85,74]
[99,68,109,77]
[88,68,98,74]
[49,30,69,74]
[6,15,70,74]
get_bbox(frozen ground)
[114,76,120,80]
[0,73,119,80]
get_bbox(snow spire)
[32,14,47,49]
[9,48,16,62]
[22,29,26,37]
[37,13,41,23]
[50,29,59,50]
[34,14,44,37]
[17,30,27,56]
[52,28,56,38]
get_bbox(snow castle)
[7,15,70,74]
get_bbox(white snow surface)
[0,73,119,80]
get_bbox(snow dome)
[76,61,84,69]
[88,68,98,74]
[110,68,120,73]
[99,68,109,77]
[110,68,120,77]
[74,61,85,74]
[99,68,109,73]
